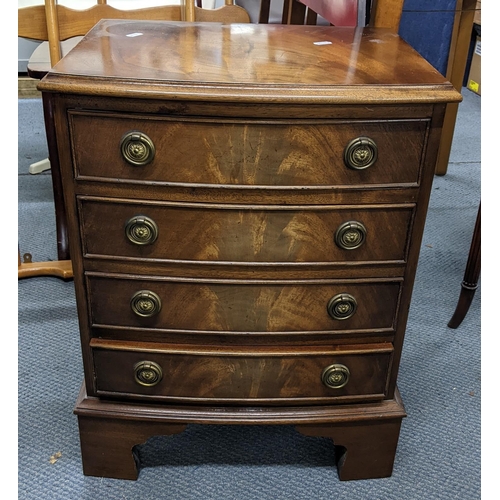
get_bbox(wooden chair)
[19,1,249,79]
[193,0,250,22]
[19,1,185,178]
[18,0,250,280]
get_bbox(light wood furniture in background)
[20,0,249,80]
[369,0,405,31]
[18,246,73,280]
[435,0,478,175]
[17,0,249,280]
[39,19,460,481]
[192,0,250,22]
[18,0,185,279]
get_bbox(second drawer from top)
[78,197,414,265]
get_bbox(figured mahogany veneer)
[92,342,393,404]
[87,274,401,333]
[79,198,414,264]
[39,20,461,482]
[70,112,429,186]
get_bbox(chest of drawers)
[39,20,461,481]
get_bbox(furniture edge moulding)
[37,78,462,106]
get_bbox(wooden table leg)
[448,203,481,329]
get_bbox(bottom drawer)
[92,342,393,405]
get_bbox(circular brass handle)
[130,290,162,318]
[125,216,159,245]
[344,137,378,170]
[335,221,367,250]
[321,364,350,389]
[134,360,163,387]
[327,293,357,320]
[120,131,156,166]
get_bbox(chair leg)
[258,0,271,23]
[448,204,481,329]
[18,247,73,280]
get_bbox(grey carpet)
[18,90,481,499]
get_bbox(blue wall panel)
[399,0,458,75]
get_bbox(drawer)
[87,275,401,333]
[69,112,428,186]
[79,197,414,264]
[92,342,393,404]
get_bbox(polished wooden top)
[39,20,461,104]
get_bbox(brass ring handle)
[344,137,378,170]
[327,293,357,320]
[335,221,367,250]
[321,364,350,389]
[120,131,156,166]
[130,290,162,318]
[125,216,159,245]
[134,360,163,387]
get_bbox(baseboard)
[18,75,41,99]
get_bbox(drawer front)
[92,345,392,403]
[79,197,414,264]
[70,112,428,186]
[87,275,401,332]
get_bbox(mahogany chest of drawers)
[39,20,461,481]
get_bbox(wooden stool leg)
[296,419,403,480]
[448,204,481,329]
[77,416,187,479]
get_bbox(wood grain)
[92,343,393,403]
[86,274,401,333]
[79,197,414,264]
[39,21,461,105]
[70,112,429,186]
[40,21,462,480]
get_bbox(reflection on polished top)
[39,20,461,104]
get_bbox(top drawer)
[69,112,429,187]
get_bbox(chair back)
[19,0,250,69]
[194,0,250,23]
